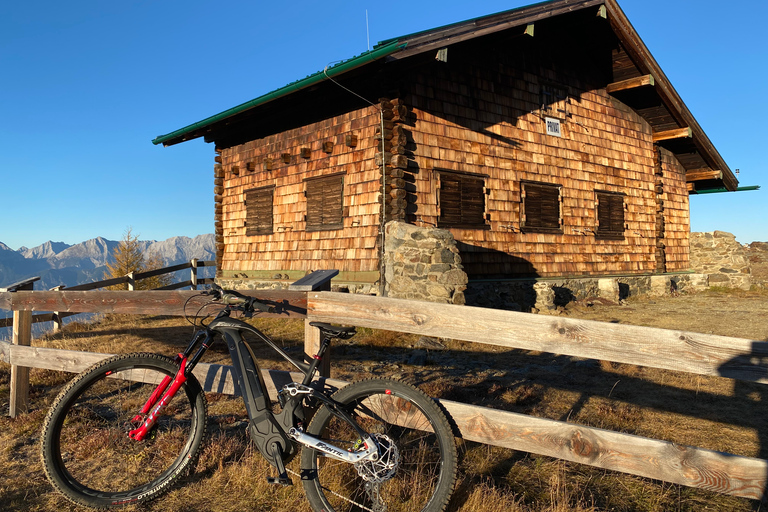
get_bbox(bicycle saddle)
[309,322,356,338]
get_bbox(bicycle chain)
[285,468,378,512]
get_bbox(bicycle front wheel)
[41,353,207,508]
[301,378,457,512]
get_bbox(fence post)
[1,277,39,418]
[127,272,135,291]
[51,285,65,332]
[10,309,32,417]
[190,259,199,290]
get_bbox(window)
[436,170,488,229]
[305,174,344,231]
[596,191,626,240]
[244,185,274,236]
[521,181,562,234]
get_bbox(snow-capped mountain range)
[0,234,215,291]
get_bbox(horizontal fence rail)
[0,289,766,501]
[0,260,216,329]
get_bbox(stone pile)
[689,231,752,290]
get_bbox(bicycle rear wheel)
[301,378,457,512]
[41,353,207,508]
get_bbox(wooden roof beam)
[653,127,692,143]
[687,169,723,182]
[606,74,654,94]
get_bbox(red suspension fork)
[129,355,188,441]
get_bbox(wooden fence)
[0,259,215,331]
[0,287,766,502]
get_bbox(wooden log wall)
[402,45,691,277]
[376,98,411,222]
[218,107,384,280]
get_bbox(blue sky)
[1,0,765,250]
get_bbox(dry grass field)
[1,287,767,512]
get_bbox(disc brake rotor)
[354,433,400,484]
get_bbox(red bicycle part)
[129,356,188,441]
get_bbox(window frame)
[244,185,275,236]
[435,169,490,230]
[304,173,344,232]
[595,190,626,241]
[520,181,563,234]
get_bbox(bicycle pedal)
[267,476,293,486]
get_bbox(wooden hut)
[153,0,739,288]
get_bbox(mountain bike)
[40,286,457,512]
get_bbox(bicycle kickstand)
[266,441,293,486]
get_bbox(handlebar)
[207,285,275,314]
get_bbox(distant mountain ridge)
[0,234,215,291]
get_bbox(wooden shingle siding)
[212,11,696,281]
[658,147,691,272]
[219,106,382,277]
[405,39,686,278]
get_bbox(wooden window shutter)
[521,182,562,234]
[244,186,274,236]
[437,170,488,229]
[596,191,626,240]
[305,174,344,232]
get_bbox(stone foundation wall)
[219,228,762,309]
[465,273,708,312]
[216,276,378,295]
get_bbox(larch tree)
[104,228,171,290]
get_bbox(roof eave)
[602,0,738,191]
[151,40,408,147]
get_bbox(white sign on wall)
[545,117,562,137]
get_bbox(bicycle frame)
[128,308,378,484]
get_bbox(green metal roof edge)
[152,40,408,146]
[690,185,760,195]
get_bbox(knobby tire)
[301,378,457,512]
[40,353,207,509]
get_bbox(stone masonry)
[689,231,752,290]
[383,221,468,304]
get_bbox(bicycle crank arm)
[288,428,378,463]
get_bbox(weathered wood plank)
[687,169,723,182]
[606,74,654,93]
[0,277,40,293]
[307,292,768,384]
[443,399,767,500]
[10,309,32,417]
[3,343,348,397]
[134,262,192,281]
[653,127,692,142]
[5,290,309,318]
[64,276,129,291]
[5,340,764,500]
